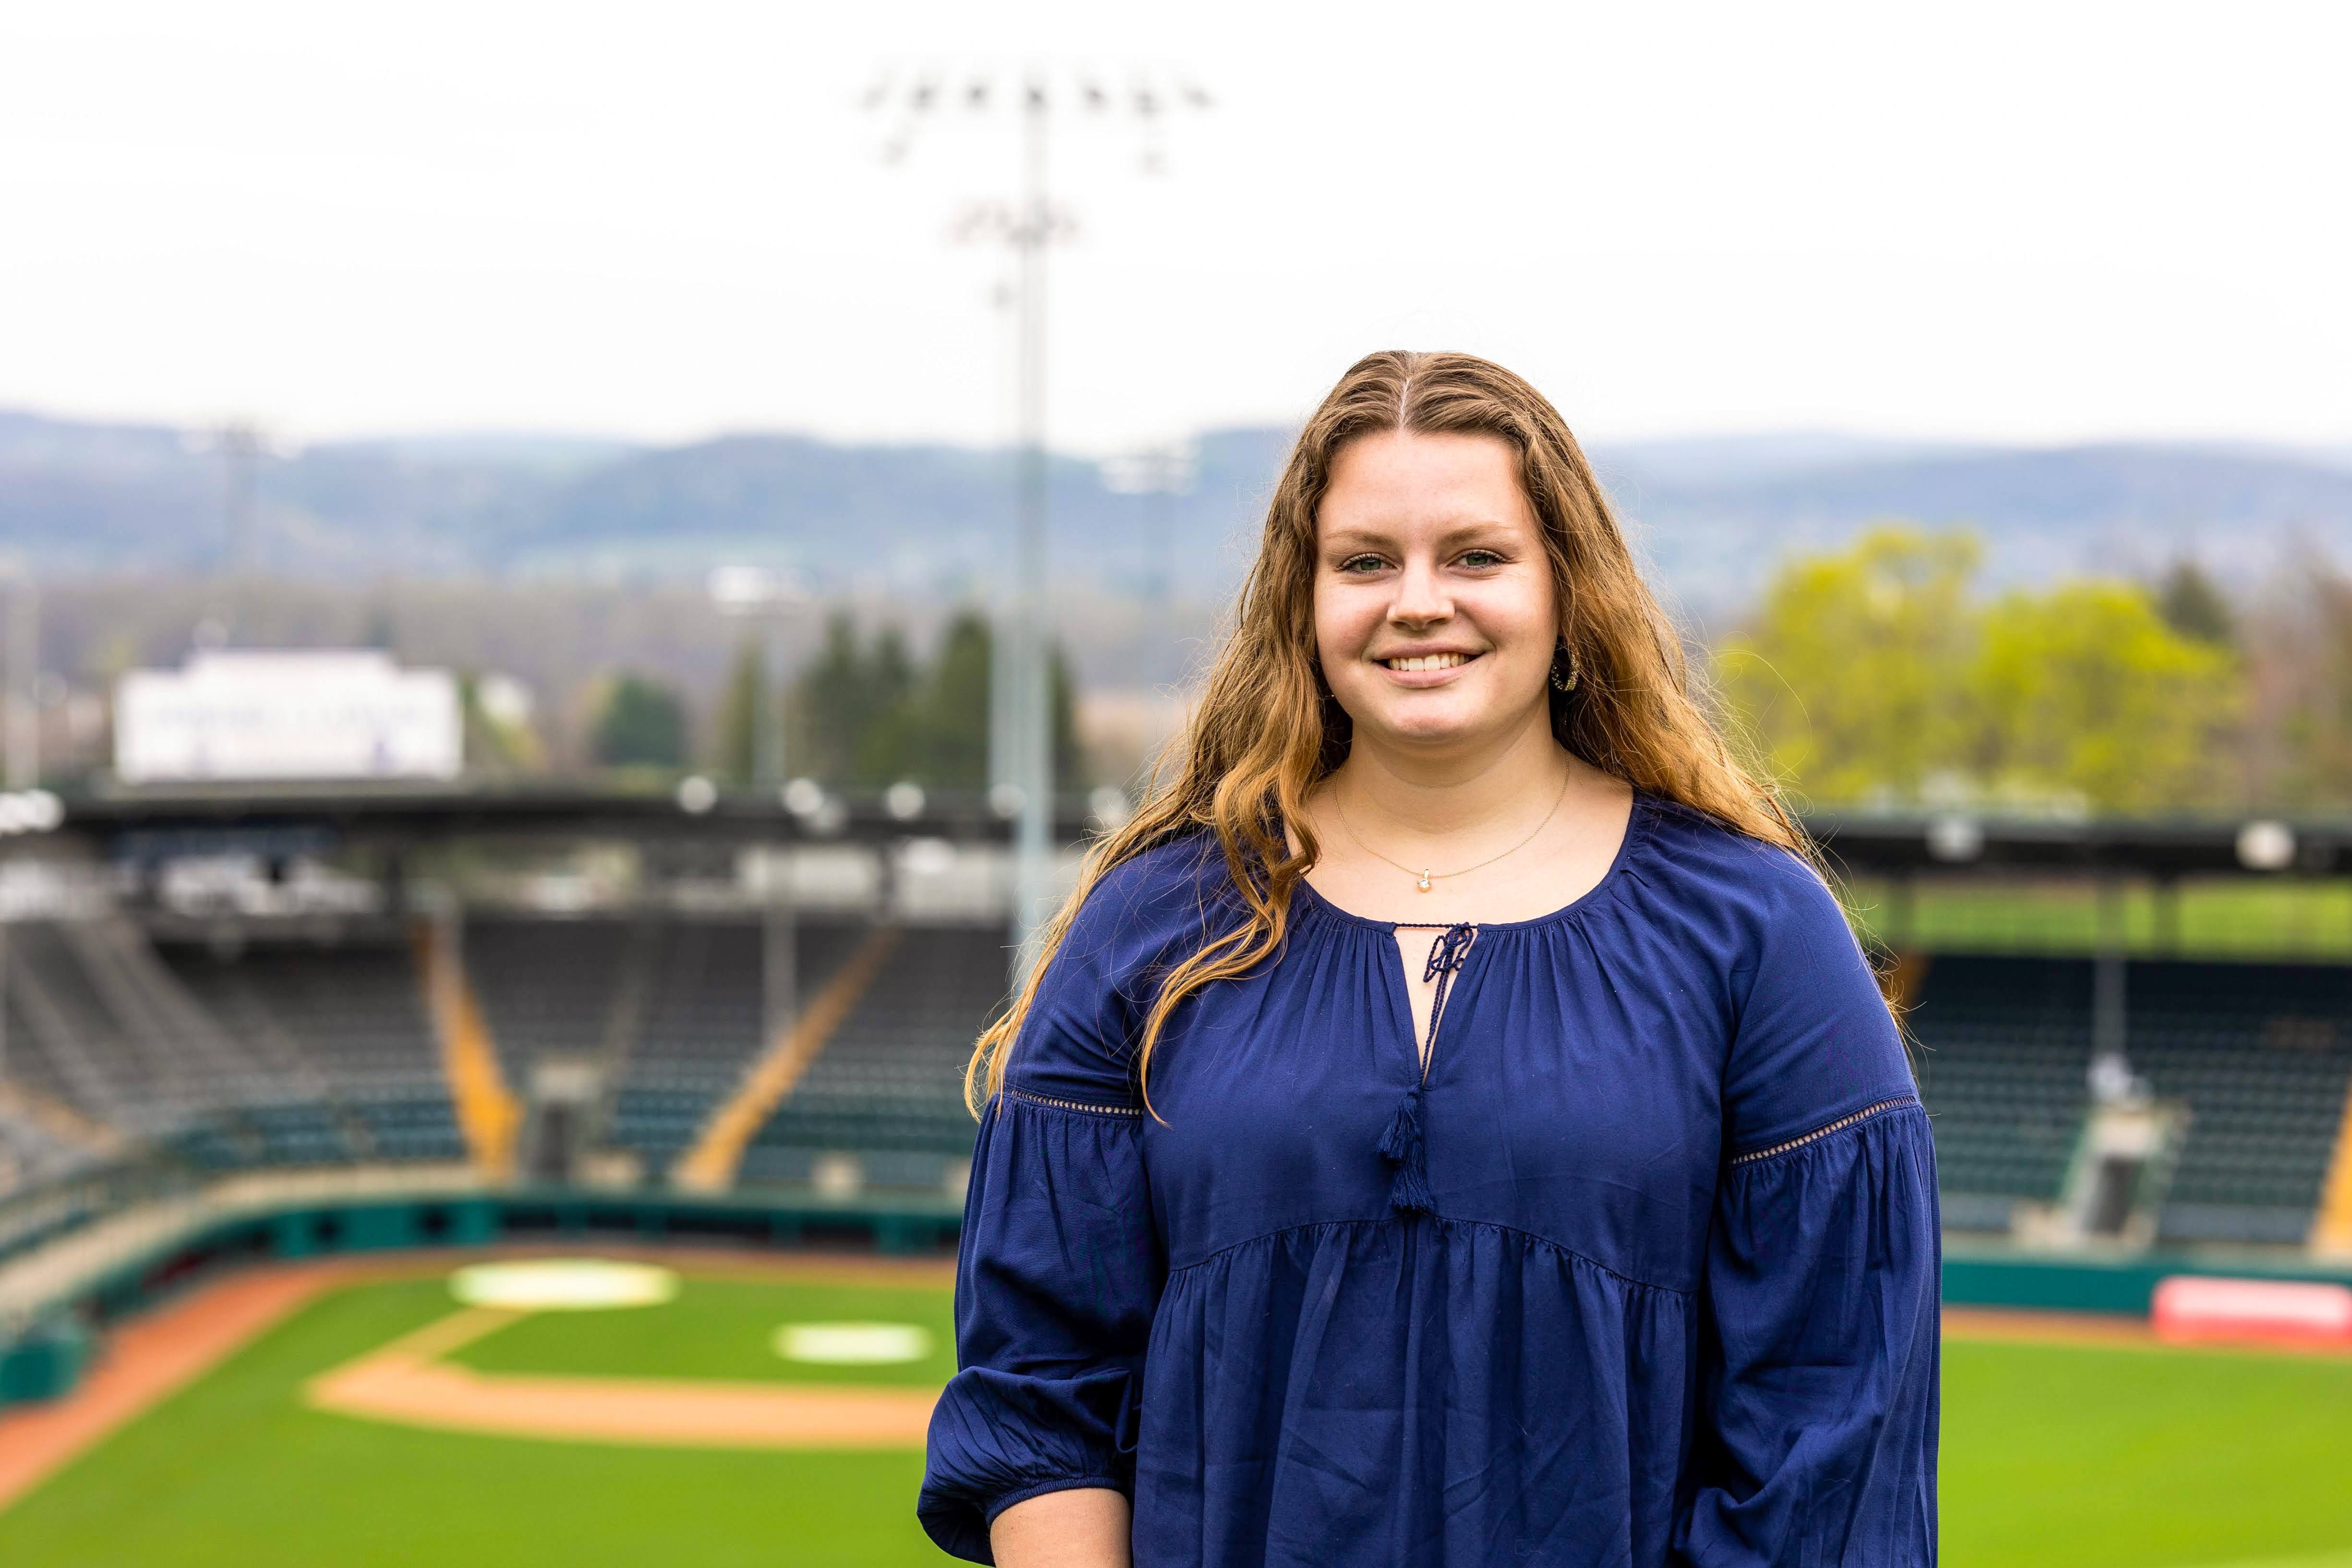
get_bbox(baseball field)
[0,1254,2348,1568]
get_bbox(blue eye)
[1339,555,1386,573]
[1459,550,1504,568]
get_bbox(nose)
[1388,555,1452,627]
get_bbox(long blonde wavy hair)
[966,350,1811,1113]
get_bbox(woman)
[920,352,1939,1567]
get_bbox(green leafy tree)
[1970,582,2237,813]
[1714,527,1979,805]
[591,674,688,769]
[1717,528,2243,813]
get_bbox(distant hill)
[5,409,2350,613]
[1596,437,2352,616]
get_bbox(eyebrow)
[1320,520,1521,551]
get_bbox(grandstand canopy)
[47,784,2351,881]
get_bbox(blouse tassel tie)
[1379,921,1476,1216]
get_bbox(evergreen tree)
[1049,641,1085,792]
[2156,560,2235,646]
[791,613,872,784]
[713,637,770,786]
[792,612,920,786]
[591,674,688,769]
[782,609,1087,792]
[917,611,994,787]
[850,626,921,784]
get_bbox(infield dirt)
[0,1247,955,1512]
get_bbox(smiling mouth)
[1380,652,1478,672]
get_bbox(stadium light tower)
[868,62,1210,981]
[710,564,807,1056]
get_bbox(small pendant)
[1416,871,1432,892]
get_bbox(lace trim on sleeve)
[1728,1095,1918,1166]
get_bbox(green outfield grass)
[1942,1338,2352,1568]
[1,1266,2350,1567]
[0,1272,942,1568]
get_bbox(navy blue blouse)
[921,796,1940,1567]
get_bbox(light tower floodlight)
[867,60,1209,983]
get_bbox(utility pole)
[870,63,1209,981]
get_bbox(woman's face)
[1313,429,1558,760]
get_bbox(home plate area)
[303,1259,942,1450]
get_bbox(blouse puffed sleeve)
[918,850,1198,1563]
[1676,853,1941,1568]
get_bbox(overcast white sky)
[2,1,2347,455]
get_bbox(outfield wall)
[1943,1241,2352,1315]
[0,1172,961,1409]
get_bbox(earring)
[1549,641,1580,693]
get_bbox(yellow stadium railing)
[2313,1072,2352,1260]
[670,924,902,1194]
[412,917,522,1182]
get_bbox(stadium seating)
[1907,955,2097,1228]
[605,917,870,1176]
[157,934,464,1166]
[734,924,1004,1190]
[4,904,2349,1252]
[464,916,640,1083]
[5,922,196,1134]
[3,919,297,1133]
[2129,961,2352,1243]
[0,1103,96,1194]
[1909,953,2352,1242]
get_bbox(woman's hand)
[989,1486,1133,1567]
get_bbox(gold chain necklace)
[1332,772,1573,893]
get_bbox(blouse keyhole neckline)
[1376,920,1476,1216]
[1400,920,1479,1076]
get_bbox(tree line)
[549,526,2352,818]
[571,609,1083,794]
